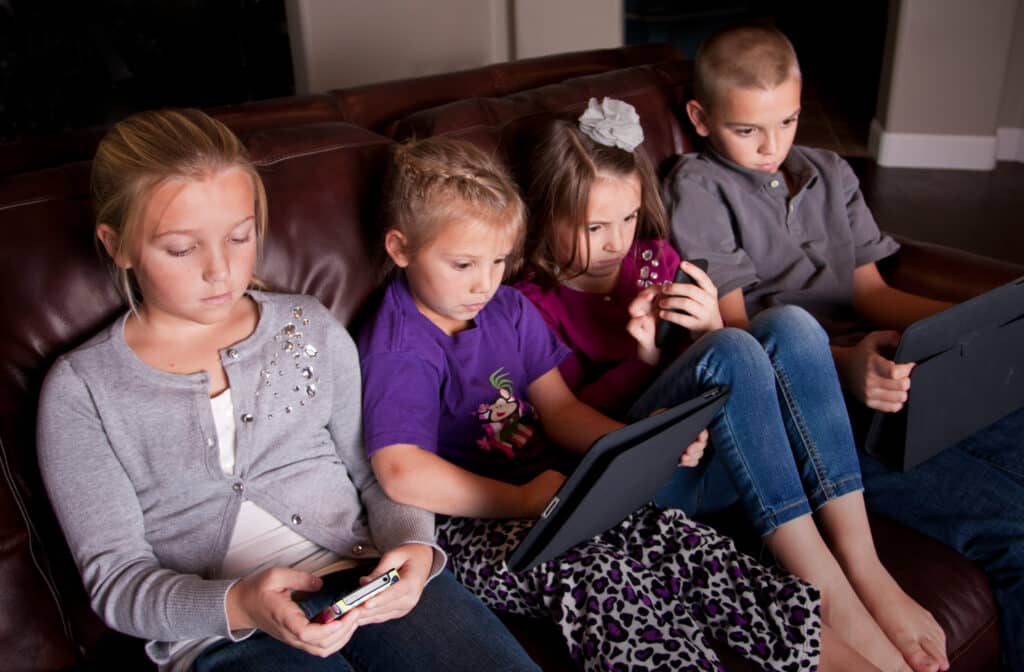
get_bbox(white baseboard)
[996,127,1024,162]
[869,119,997,170]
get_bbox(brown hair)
[381,136,526,278]
[694,24,801,110]
[91,108,268,310]
[524,118,668,290]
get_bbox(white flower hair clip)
[578,97,644,152]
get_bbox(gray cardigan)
[37,291,441,661]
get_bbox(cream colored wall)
[880,0,1016,136]
[285,0,623,93]
[285,0,509,92]
[997,2,1024,128]
[512,0,622,59]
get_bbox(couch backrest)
[0,44,683,179]
[393,61,695,184]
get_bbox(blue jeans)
[857,406,1024,672]
[629,306,863,536]
[191,568,539,672]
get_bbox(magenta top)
[515,239,681,418]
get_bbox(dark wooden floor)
[848,159,1024,268]
[794,79,1024,269]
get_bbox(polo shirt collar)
[702,144,820,194]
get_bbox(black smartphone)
[654,258,709,349]
[312,568,400,623]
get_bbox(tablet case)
[506,385,729,572]
[863,276,1024,471]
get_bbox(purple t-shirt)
[358,274,573,484]
[516,239,681,418]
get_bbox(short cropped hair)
[694,25,802,110]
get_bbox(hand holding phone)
[313,568,400,623]
[654,259,709,349]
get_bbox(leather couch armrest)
[878,235,1024,303]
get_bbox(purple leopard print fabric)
[438,505,820,672]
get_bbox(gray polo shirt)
[662,144,899,339]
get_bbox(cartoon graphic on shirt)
[475,367,535,458]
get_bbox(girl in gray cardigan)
[36,109,537,672]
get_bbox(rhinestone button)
[769,179,780,189]
[227,348,239,359]
[352,543,365,556]
[240,413,254,423]
[291,514,302,525]
[232,482,244,494]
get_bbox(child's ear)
[96,224,132,269]
[685,100,711,138]
[384,229,411,268]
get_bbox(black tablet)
[863,276,1024,470]
[506,385,729,572]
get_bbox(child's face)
[554,172,641,293]
[388,214,517,336]
[686,77,801,174]
[111,167,258,328]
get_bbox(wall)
[997,3,1024,160]
[871,0,1022,168]
[511,0,622,59]
[285,0,622,93]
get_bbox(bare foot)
[853,571,949,672]
[819,579,913,672]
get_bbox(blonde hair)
[91,108,268,310]
[694,25,802,110]
[524,118,668,290]
[382,137,526,278]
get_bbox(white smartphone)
[312,568,400,623]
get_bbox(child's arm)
[828,263,954,412]
[850,262,953,331]
[371,443,567,519]
[527,367,625,452]
[718,287,751,329]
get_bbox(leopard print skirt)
[438,504,820,672]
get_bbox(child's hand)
[836,331,915,412]
[227,567,359,657]
[658,261,723,338]
[679,429,709,468]
[352,543,435,626]
[520,469,568,517]
[626,287,661,364]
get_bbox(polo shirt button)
[207,438,215,448]
[291,514,302,525]
[769,179,780,188]
[240,413,254,423]
[232,482,244,494]
[227,348,240,359]
[352,543,365,555]
[788,203,795,213]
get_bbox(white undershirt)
[160,390,343,672]
[211,388,340,577]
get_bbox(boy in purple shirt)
[663,23,1023,671]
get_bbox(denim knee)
[693,327,776,387]
[748,306,829,354]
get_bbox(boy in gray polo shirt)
[663,24,1024,672]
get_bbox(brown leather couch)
[0,46,1017,671]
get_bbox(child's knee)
[750,305,826,348]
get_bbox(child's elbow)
[371,447,420,505]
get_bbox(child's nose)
[203,248,230,283]
[760,131,778,155]
[472,267,493,294]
